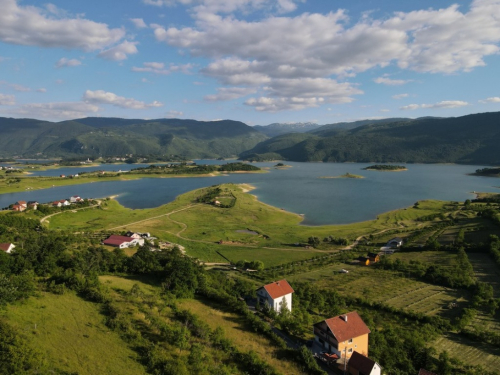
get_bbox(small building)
[256,279,294,313]
[387,237,403,248]
[125,231,142,239]
[60,174,66,178]
[348,351,382,375]
[358,256,370,266]
[102,235,144,248]
[70,195,83,203]
[313,311,371,359]
[52,201,62,207]
[0,243,16,254]
[11,204,25,212]
[27,201,39,210]
[15,201,27,208]
[367,252,380,263]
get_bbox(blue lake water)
[1,162,497,225]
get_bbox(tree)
[308,236,320,247]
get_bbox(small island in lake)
[274,162,291,169]
[364,164,407,171]
[320,173,364,179]
[472,167,500,177]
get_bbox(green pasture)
[4,292,146,375]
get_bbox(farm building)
[387,237,403,248]
[0,243,16,254]
[102,235,145,248]
[348,351,382,375]
[367,252,380,262]
[313,311,371,360]
[257,279,294,313]
[358,256,370,266]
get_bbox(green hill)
[0,117,267,159]
[240,111,500,164]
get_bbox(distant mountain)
[240,111,500,165]
[308,118,412,136]
[0,117,267,159]
[253,122,321,137]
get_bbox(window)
[348,348,353,353]
[348,339,353,344]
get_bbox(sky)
[0,0,500,125]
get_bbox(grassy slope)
[4,292,146,375]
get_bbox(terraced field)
[288,263,468,318]
[468,252,500,298]
[433,334,500,373]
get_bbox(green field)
[4,292,146,375]
[433,333,500,373]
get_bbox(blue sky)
[0,0,499,125]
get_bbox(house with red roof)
[102,235,144,249]
[348,351,382,375]
[70,195,83,203]
[0,243,16,254]
[313,311,371,359]
[11,204,25,212]
[15,201,27,208]
[256,279,294,313]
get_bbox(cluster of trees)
[364,164,407,170]
[323,235,350,245]
[474,167,500,176]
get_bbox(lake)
[1,162,497,225]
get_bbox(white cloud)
[380,109,390,112]
[132,62,193,75]
[0,94,15,105]
[144,0,301,14]
[0,0,124,51]
[245,96,326,112]
[479,96,500,103]
[152,0,500,112]
[130,18,148,28]
[11,84,31,92]
[36,88,47,93]
[83,90,164,109]
[55,57,82,68]
[374,77,412,86]
[392,93,409,99]
[9,102,99,120]
[166,110,184,117]
[400,100,469,110]
[205,87,257,101]
[98,41,138,61]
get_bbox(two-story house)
[313,311,371,359]
[256,279,294,313]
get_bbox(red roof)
[319,311,371,342]
[261,280,294,299]
[16,200,27,205]
[0,243,13,252]
[103,235,133,246]
[418,370,437,375]
[348,351,378,373]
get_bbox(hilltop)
[0,117,267,159]
[240,111,500,165]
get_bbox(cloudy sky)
[0,0,500,125]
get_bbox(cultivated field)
[468,252,500,298]
[433,333,500,373]
[288,263,468,318]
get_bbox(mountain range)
[0,117,267,159]
[241,112,500,165]
[1,112,500,165]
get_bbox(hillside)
[0,117,267,159]
[253,122,321,137]
[240,111,500,165]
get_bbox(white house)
[348,351,382,375]
[70,195,83,203]
[387,237,403,248]
[257,279,294,313]
[0,243,16,254]
[102,235,145,248]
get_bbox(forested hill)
[240,111,500,165]
[0,117,267,159]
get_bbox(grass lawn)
[433,333,500,373]
[390,250,458,268]
[4,291,146,375]
[177,298,305,375]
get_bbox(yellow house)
[313,311,371,359]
